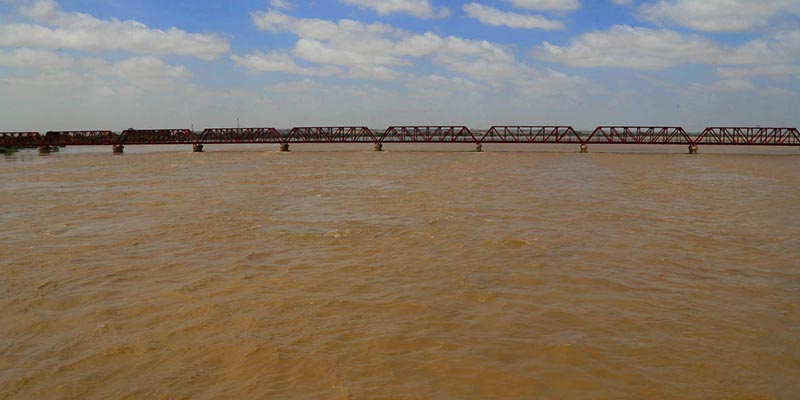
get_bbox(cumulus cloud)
[239,9,521,83]
[638,0,800,32]
[463,3,565,30]
[716,65,800,80]
[533,25,795,69]
[269,0,294,10]
[0,0,229,59]
[509,0,581,12]
[339,0,450,18]
[98,56,192,82]
[232,51,342,76]
[0,48,73,69]
[406,74,478,90]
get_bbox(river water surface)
[1,145,799,399]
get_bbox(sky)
[0,0,798,132]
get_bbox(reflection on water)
[1,145,799,399]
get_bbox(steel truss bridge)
[1,126,798,154]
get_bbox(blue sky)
[0,0,798,132]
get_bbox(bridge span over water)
[2,126,798,154]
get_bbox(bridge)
[1,126,798,154]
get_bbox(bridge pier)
[580,144,588,153]
[112,144,125,154]
[280,143,290,152]
[374,143,383,152]
[38,146,51,154]
[192,144,204,153]
[475,143,483,152]
[689,144,699,154]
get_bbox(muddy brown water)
[1,144,799,399]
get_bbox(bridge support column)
[192,144,204,153]
[374,143,383,152]
[280,143,290,152]
[112,144,125,154]
[580,144,588,153]
[689,144,699,154]
[38,146,51,154]
[475,143,483,152]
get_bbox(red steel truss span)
[481,126,582,143]
[2,126,799,152]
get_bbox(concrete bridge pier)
[689,144,699,154]
[374,143,383,152]
[192,144,204,153]
[580,144,588,153]
[38,146,51,154]
[112,144,125,154]
[475,143,483,152]
[280,143,290,152]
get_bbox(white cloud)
[533,25,784,69]
[103,56,192,82]
[346,65,404,80]
[0,48,73,69]
[0,0,229,60]
[269,0,294,10]
[240,9,520,82]
[231,51,341,76]
[716,65,800,80]
[612,0,633,5]
[463,3,565,30]
[406,74,478,90]
[273,79,318,93]
[509,0,581,12]
[339,0,450,18]
[638,0,800,32]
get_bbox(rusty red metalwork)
[287,127,376,143]
[586,126,692,144]
[0,132,44,147]
[695,127,800,146]
[120,129,196,145]
[481,126,582,143]
[199,128,283,144]
[381,126,477,142]
[45,131,117,146]
[4,125,800,149]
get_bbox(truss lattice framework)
[695,127,800,146]
[380,126,477,142]
[585,127,692,144]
